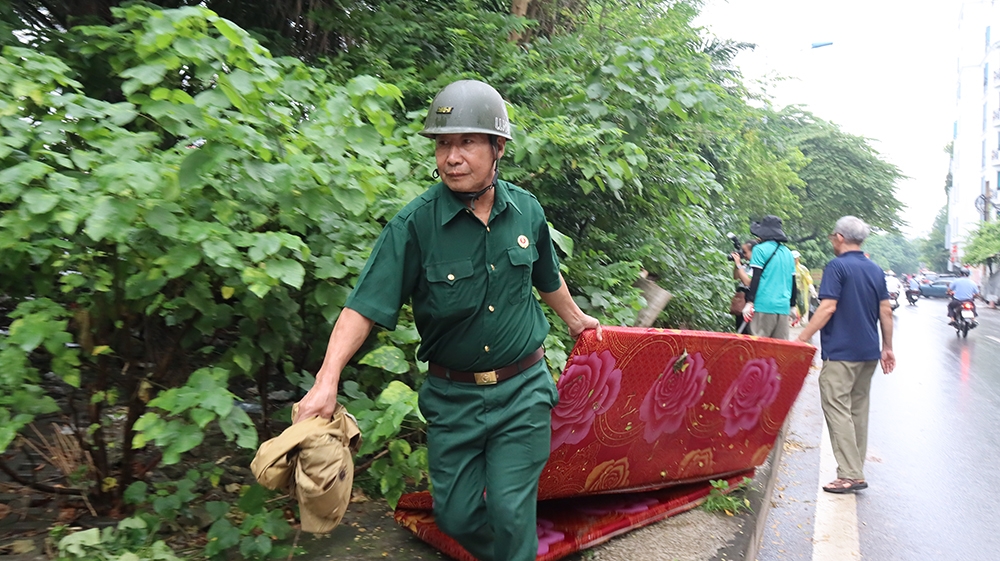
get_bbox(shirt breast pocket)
[507,246,538,304]
[425,259,477,320]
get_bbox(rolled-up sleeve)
[533,219,562,293]
[344,221,418,330]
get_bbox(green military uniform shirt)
[344,180,562,372]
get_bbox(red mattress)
[395,327,815,560]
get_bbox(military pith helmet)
[419,80,513,140]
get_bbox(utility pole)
[986,181,992,222]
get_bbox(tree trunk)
[633,276,672,327]
[511,0,532,16]
[509,0,532,42]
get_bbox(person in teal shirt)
[742,215,799,339]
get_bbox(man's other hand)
[880,348,895,374]
[742,302,755,323]
[570,313,603,341]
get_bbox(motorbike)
[905,289,920,305]
[889,292,900,311]
[951,300,978,339]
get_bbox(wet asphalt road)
[758,297,1000,561]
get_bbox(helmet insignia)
[436,106,454,114]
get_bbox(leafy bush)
[0,3,427,550]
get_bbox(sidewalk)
[301,325,812,561]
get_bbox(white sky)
[695,0,966,238]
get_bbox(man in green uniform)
[294,80,602,561]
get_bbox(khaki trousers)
[818,360,878,480]
[749,312,790,340]
[418,360,559,561]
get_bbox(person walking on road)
[742,215,799,339]
[293,79,602,561]
[796,216,895,494]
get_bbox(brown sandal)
[823,478,868,494]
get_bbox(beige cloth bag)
[250,404,361,533]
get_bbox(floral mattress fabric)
[394,473,752,561]
[394,326,816,560]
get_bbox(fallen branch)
[353,449,389,477]
[0,458,84,496]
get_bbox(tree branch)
[0,458,84,496]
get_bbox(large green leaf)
[359,346,410,374]
[22,189,59,214]
[264,258,305,288]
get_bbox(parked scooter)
[950,300,978,339]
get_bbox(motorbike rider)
[884,270,902,296]
[947,268,979,326]
[884,270,902,309]
[905,274,920,304]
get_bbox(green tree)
[919,207,950,272]
[862,234,921,275]
[963,220,1000,265]
[780,110,904,245]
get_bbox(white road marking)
[987,335,1000,346]
[812,419,861,561]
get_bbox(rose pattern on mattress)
[584,458,631,492]
[536,519,565,555]
[550,349,622,451]
[719,357,781,437]
[638,351,708,443]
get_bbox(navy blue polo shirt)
[817,251,889,361]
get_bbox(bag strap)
[759,242,783,273]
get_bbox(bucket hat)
[750,215,788,242]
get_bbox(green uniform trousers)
[818,360,878,480]
[418,360,559,561]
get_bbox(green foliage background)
[0,2,910,558]
[863,234,922,275]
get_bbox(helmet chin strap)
[448,139,500,211]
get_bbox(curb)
[710,421,788,561]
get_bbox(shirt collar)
[436,183,467,226]
[493,180,521,217]
[437,180,520,226]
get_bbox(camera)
[725,232,742,261]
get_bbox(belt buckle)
[474,370,498,385]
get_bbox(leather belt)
[428,347,545,385]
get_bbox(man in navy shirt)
[946,268,979,325]
[796,216,895,494]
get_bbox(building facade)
[949,0,1000,274]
